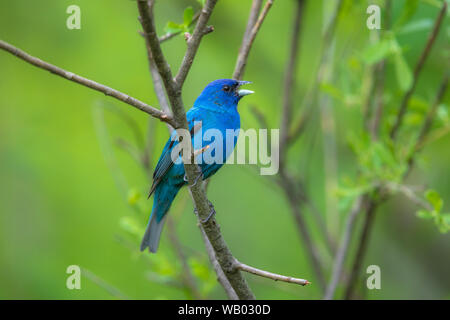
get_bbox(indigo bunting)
[141,79,254,253]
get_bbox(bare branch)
[344,73,448,300]
[411,73,449,156]
[0,40,175,127]
[233,0,274,80]
[323,196,366,300]
[241,0,263,50]
[288,0,343,145]
[166,217,202,299]
[233,260,310,286]
[158,10,202,43]
[200,226,239,300]
[386,183,432,211]
[280,0,305,168]
[278,172,327,291]
[175,0,219,87]
[369,0,392,140]
[325,2,447,300]
[138,0,180,112]
[137,0,256,300]
[343,200,377,299]
[389,1,447,140]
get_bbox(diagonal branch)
[137,0,256,300]
[0,40,175,127]
[287,0,343,145]
[389,1,447,140]
[233,260,310,286]
[344,73,449,300]
[233,0,274,80]
[175,0,219,87]
[280,0,304,168]
[326,1,447,300]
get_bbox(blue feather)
[140,79,252,253]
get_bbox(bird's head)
[194,79,254,110]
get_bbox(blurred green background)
[0,0,449,299]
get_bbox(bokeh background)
[0,0,449,299]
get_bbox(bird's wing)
[148,107,203,198]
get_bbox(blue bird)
[141,79,254,253]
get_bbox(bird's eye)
[223,85,231,92]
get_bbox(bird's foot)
[183,172,203,187]
[194,201,216,223]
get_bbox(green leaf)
[394,51,413,91]
[183,7,194,26]
[127,188,141,206]
[320,82,345,102]
[425,189,443,213]
[394,0,419,29]
[361,39,392,65]
[416,209,434,220]
[437,104,448,125]
[441,214,450,233]
[119,216,144,237]
[164,21,184,35]
[398,19,433,35]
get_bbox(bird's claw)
[194,201,216,223]
[184,172,203,187]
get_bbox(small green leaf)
[320,82,345,102]
[119,216,144,237]
[394,51,413,91]
[425,189,443,213]
[164,21,184,34]
[361,39,392,65]
[398,19,433,35]
[416,209,434,220]
[394,0,419,29]
[127,188,141,205]
[437,104,448,125]
[183,7,194,26]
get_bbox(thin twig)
[338,2,447,300]
[199,227,239,300]
[82,268,130,300]
[137,0,256,300]
[167,217,202,299]
[343,200,377,299]
[234,260,310,286]
[0,40,175,127]
[278,172,327,291]
[344,73,449,300]
[233,0,274,80]
[157,11,202,43]
[389,1,447,140]
[287,0,343,145]
[411,73,449,158]
[175,0,219,87]
[238,0,263,62]
[280,0,305,168]
[323,196,365,299]
[370,0,392,140]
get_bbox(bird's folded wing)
[148,108,203,198]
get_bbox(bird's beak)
[238,89,254,97]
[237,80,254,97]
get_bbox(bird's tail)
[140,212,167,253]
[140,184,179,253]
